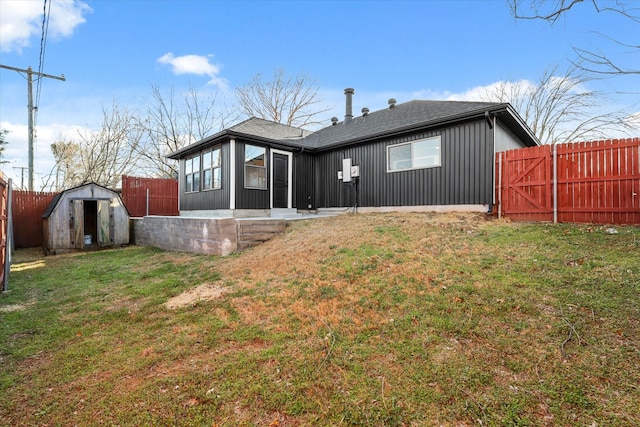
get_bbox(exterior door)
[273,153,289,208]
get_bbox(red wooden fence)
[10,176,178,249]
[121,175,178,217]
[497,138,640,224]
[1,173,11,291]
[12,190,56,248]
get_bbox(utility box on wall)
[342,158,352,182]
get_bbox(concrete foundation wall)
[131,216,286,256]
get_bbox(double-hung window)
[244,144,267,189]
[202,146,221,190]
[387,136,441,172]
[184,154,201,192]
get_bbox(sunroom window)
[244,144,267,189]
[387,136,441,172]
[202,146,221,190]
[184,154,201,192]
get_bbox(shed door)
[97,200,111,247]
[72,199,84,249]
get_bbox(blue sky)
[1,0,638,189]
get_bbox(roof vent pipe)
[344,88,355,124]
[362,107,369,117]
[388,98,396,108]
[331,117,339,126]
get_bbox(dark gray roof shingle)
[168,99,538,159]
[299,100,503,149]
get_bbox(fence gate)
[498,138,640,225]
[498,145,553,222]
[556,139,640,224]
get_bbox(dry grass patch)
[166,283,227,309]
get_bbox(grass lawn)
[1,212,639,426]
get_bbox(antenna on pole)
[0,64,65,191]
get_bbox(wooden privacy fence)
[121,175,178,217]
[497,138,640,224]
[12,190,57,248]
[0,173,12,291]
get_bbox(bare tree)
[45,138,81,191]
[478,63,635,144]
[43,103,141,190]
[77,103,141,187]
[135,85,234,178]
[0,130,9,165]
[236,68,331,128]
[508,0,640,76]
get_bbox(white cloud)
[158,52,228,89]
[411,80,540,102]
[0,0,91,53]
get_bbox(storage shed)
[42,183,130,254]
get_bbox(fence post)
[146,188,149,217]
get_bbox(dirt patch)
[165,282,227,309]
[0,299,36,313]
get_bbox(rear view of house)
[42,183,130,254]
[168,89,540,217]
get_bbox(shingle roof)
[231,117,313,140]
[42,182,128,218]
[167,117,313,159]
[298,100,506,149]
[167,99,538,159]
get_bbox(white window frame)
[202,146,222,191]
[184,154,201,193]
[387,136,441,172]
[244,144,267,190]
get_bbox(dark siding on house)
[234,140,270,209]
[179,143,231,211]
[294,152,316,209]
[312,119,494,208]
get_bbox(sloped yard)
[1,213,639,425]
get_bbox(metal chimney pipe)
[344,88,354,124]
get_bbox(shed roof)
[42,182,128,218]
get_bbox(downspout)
[177,160,182,214]
[487,112,496,214]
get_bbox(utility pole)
[0,64,65,191]
[12,166,28,190]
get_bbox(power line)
[35,0,52,128]
[0,64,65,191]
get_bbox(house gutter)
[166,103,540,159]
